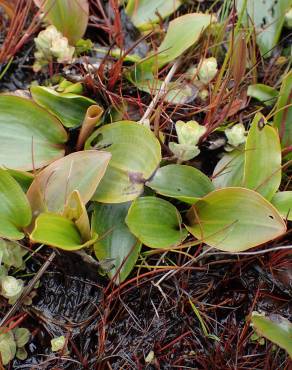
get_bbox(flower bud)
[51,336,66,352]
[1,276,23,300]
[225,123,246,148]
[198,57,218,84]
[176,120,206,146]
[51,37,75,63]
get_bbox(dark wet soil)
[1,2,292,369]
[8,248,291,370]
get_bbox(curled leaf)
[30,212,98,251]
[27,150,111,221]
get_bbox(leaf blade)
[126,196,187,249]
[147,164,214,204]
[92,202,141,283]
[186,187,286,252]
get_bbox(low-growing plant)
[0,0,291,364]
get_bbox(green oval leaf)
[243,113,281,200]
[271,191,292,221]
[31,86,96,128]
[186,187,286,252]
[92,202,141,283]
[27,150,111,218]
[247,83,278,106]
[36,0,89,45]
[155,13,213,67]
[0,168,32,240]
[30,212,97,251]
[126,0,181,30]
[126,196,187,249]
[89,122,161,203]
[146,164,214,204]
[212,149,244,189]
[251,312,292,357]
[0,95,67,171]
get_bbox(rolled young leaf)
[0,95,67,171]
[186,187,286,252]
[26,151,111,220]
[76,105,104,150]
[146,164,214,204]
[126,196,187,249]
[62,190,91,241]
[31,85,97,128]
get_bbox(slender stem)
[0,251,56,327]
[138,59,181,124]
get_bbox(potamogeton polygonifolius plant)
[0,89,288,281]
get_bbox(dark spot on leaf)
[129,172,145,184]
[258,117,266,130]
[268,215,274,219]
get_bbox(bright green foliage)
[251,312,292,357]
[0,327,30,365]
[126,0,181,30]
[31,86,97,128]
[0,95,67,171]
[126,197,187,248]
[247,84,278,106]
[62,190,91,241]
[186,188,286,252]
[274,71,292,147]
[35,0,89,45]
[236,0,292,56]
[30,213,98,250]
[0,240,26,269]
[271,191,292,220]
[146,164,214,204]
[89,122,161,203]
[155,13,213,67]
[6,169,34,193]
[92,202,141,283]
[0,168,31,240]
[243,113,281,200]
